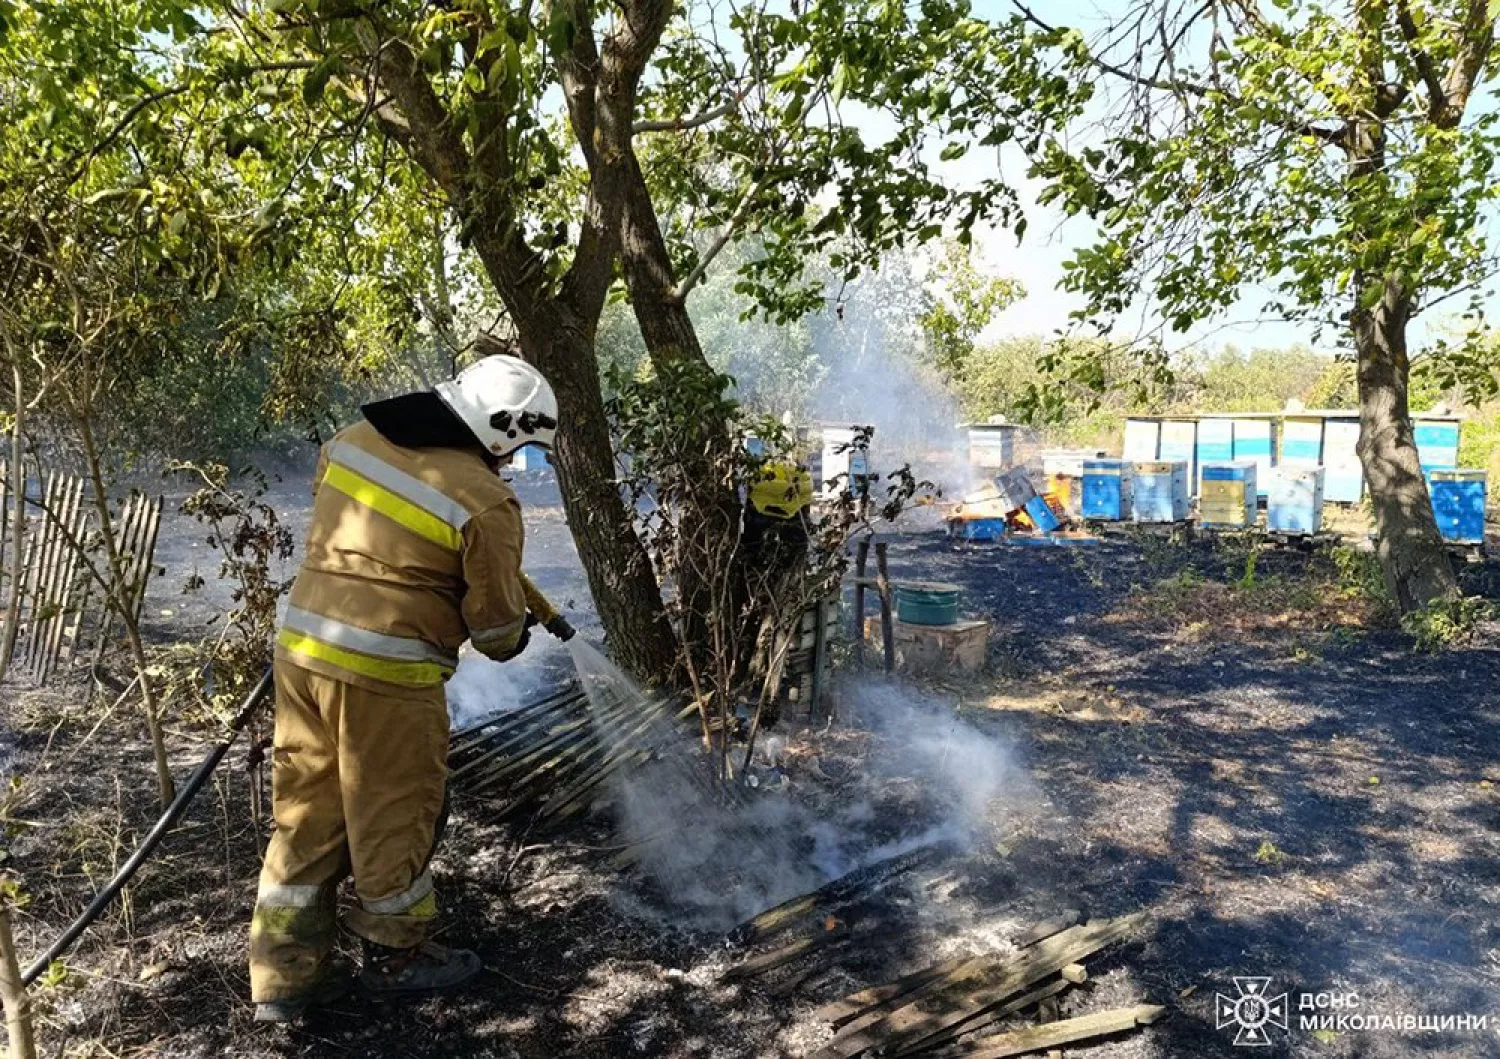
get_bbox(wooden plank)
[809,597,829,717]
[1013,911,1081,949]
[90,492,135,666]
[19,474,62,676]
[812,915,1145,1059]
[729,843,947,948]
[814,954,973,1028]
[723,925,852,981]
[875,542,894,674]
[900,978,1071,1057]
[28,476,80,679]
[823,957,992,1048]
[940,1004,1164,1059]
[41,484,90,684]
[131,494,163,620]
[851,539,869,664]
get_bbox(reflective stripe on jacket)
[276,420,528,692]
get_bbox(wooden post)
[852,539,869,663]
[810,598,829,717]
[0,901,36,1059]
[875,542,894,674]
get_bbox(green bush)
[1401,594,1494,652]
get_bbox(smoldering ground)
[598,677,1036,932]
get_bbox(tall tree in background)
[1021,1,1499,612]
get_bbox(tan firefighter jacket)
[275,420,528,691]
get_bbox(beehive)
[1159,420,1198,490]
[1023,494,1062,533]
[992,466,1037,512]
[820,426,872,498]
[1430,469,1487,544]
[1195,418,1235,489]
[1414,419,1461,476]
[865,618,989,674]
[1122,418,1160,461]
[1230,418,1278,498]
[1280,416,1324,468]
[965,423,1017,469]
[1321,418,1363,503]
[1267,466,1325,535]
[1082,459,1133,521]
[1131,460,1190,523]
[1199,461,1258,527]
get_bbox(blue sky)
[906,0,1490,359]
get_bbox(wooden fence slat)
[18,474,61,672]
[33,475,78,675]
[0,473,167,688]
[40,481,89,684]
[133,495,163,617]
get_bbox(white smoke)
[605,676,1029,931]
[445,638,569,730]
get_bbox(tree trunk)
[618,152,713,366]
[0,902,36,1059]
[516,304,679,684]
[616,150,748,674]
[0,364,26,680]
[1352,275,1459,613]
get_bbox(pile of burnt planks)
[447,683,717,825]
[803,911,1159,1058]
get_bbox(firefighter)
[744,459,814,564]
[249,355,557,1022]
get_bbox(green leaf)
[302,57,338,107]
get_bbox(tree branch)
[1436,0,1496,128]
[671,173,768,302]
[634,83,751,134]
[1395,0,1448,119]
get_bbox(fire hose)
[20,577,571,987]
[20,667,275,986]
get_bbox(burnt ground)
[3,477,1500,1058]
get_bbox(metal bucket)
[894,582,961,626]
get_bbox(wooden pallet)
[1264,529,1342,551]
[1444,539,1488,562]
[1125,519,1195,541]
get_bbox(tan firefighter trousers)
[249,661,449,1003]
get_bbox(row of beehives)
[1074,459,1488,544]
[964,411,1465,505]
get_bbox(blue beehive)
[1267,466,1325,535]
[1082,459,1133,521]
[950,517,1008,542]
[1231,418,1278,498]
[1023,495,1062,533]
[1430,469,1486,544]
[1414,419,1460,476]
[1131,461,1191,523]
[1195,418,1235,491]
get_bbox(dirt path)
[3,489,1499,1058]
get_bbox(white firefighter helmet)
[435,355,559,459]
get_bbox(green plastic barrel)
[894,582,961,626]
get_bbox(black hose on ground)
[21,667,275,986]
